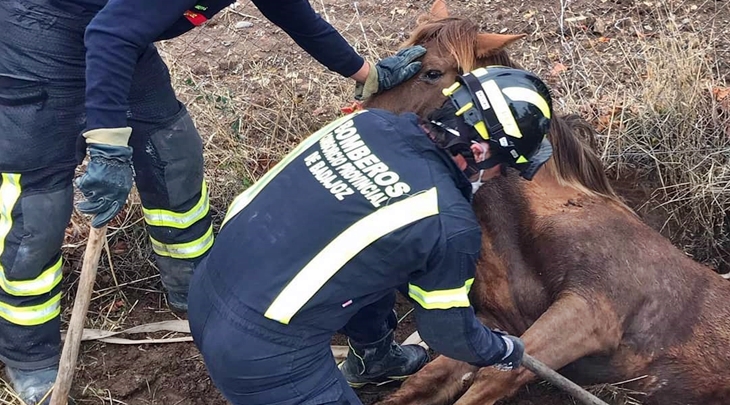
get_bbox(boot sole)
[347,374,412,388]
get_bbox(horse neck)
[472,174,535,265]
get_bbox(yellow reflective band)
[150,224,214,259]
[442,82,461,96]
[474,121,489,140]
[0,256,62,297]
[408,278,475,310]
[0,175,21,256]
[265,188,440,324]
[143,181,210,229]
[455,102,474,117]
[222,110,368,227]
[483,80,523,138]
[501,87,552,119]
[0,292,61,326]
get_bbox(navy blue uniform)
[60,0,365,129]
[67,0,364,129]
[0,0,362,372]
[188,109,510,404]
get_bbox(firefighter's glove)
[493,332,525,371]
[355,45,427,100]
[75,127,134,228]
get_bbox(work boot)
[6,365,67,405]
[338,330,429,388]
[154,255,195,311]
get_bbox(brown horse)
[362,1,730,405]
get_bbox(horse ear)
[430,0,449,19]
[417,0,449,24]
[476,33,527,57]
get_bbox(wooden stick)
[50,225,108,405]
[522,354,609,405]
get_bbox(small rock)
[235,21,254,29]
[593,17,607,34]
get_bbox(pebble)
[235,21,254,29]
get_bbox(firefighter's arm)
[408,227,522,368]
[84,0,196,129]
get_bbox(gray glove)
[355,45,427,100]
[493,332,525,371]
[75,127,134,228]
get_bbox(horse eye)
[423,70,443,81]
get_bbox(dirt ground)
[4,0,726,404]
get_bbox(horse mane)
[404,16,628,207]
[402,17,514,73]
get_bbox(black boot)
[154,255,195,311]
[6,365,74,405]
[338,330,429,388]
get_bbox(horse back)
[522,185,730,402]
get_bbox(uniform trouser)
[0,0,213,370]
[188,264,399,405]
[189,270,362,405]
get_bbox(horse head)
[365,0,626,208]
[363,0,525,118]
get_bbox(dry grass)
[550,1,730,271]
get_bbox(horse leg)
[374,355,479,405]
[452,292,622,405]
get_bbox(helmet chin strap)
[429,119,506,178]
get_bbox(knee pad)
[8,185,73,283]
[131,107,205,210]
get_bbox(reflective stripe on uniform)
[0,292,61,326]
[142,180,210,229]
[221,110,368,227]
[408,278,475,310]
[150,224,214,259]
[265,187,440,324]
[1,257,62,297]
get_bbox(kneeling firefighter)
[187,66,555,405]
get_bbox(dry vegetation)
[549,1,730,271]
[1,0,728,404]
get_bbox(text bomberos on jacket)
[304,118,411,208]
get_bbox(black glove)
[355,45,427,100]
[493,332,524,371]
[75,137,134,228]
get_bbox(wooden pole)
[522,354,609,405]
[50,225,107,405]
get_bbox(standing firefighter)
[0,0,424,403]
[188,66,556,405]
